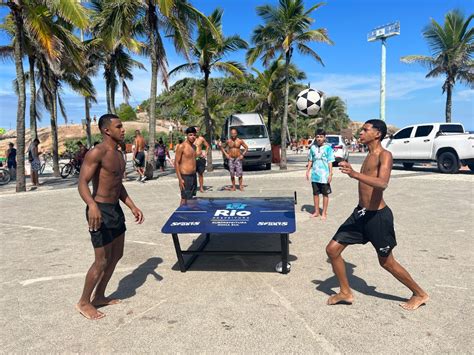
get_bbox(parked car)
[221,113,272,170]
[382,122,474,173]
[326,135,349,165]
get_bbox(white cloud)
[455,89,474,102]
[307,71,443,106]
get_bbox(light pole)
[368,22,400,122]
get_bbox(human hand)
[328,174,332,184]
[87,204,102,231]
[131,206,144,224]
[179,178,185,190]
[339,161,355,177]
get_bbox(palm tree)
[96,0,210,177]
[308,96,350,132]
[251,60,306,138]
[247,0,333,169]
[3,1,26,192]
[401,10,473,123]
[2,0,88,185]
[1,14,43,141]
[169,8,248,171]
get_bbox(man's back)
[135,136,145,152]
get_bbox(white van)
[221,113,272,170]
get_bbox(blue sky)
[0,0,473,131]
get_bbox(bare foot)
[91,297,121,307]
[75,303,105,320]
[231,186,236,191]
[199,188,205,193]
[327,292,354,305]
[321,214,327,220]
[310,212,320,218]
[400,294,429,310]
[239,186,244,191]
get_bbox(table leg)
[280,233,289,274]
[172,233,186,272]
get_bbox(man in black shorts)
[325,119,428,310]
[174,127,197,205]
[194,127,210,193]
[77,114,144,320]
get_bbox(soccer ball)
[296,88,324,117]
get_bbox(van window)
[326,136,339,145]
[393,127,413,139]
[232,125,268,139]
[415,125,433,137]
[439,124,464,133]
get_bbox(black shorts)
[86,202,126,248]
[312,182,331,195]
[7,160,16,169]
[156,157,166,169]
[134,151,145,168]
[333,206,397,257]
[181,173,197,200]
[196,157,206,175]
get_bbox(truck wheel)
[265,163,271,170]
[467,163,474,172]
[437,152,459,174]
[403,163,414,169]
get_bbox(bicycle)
[0,167,11,185]
[39,152,53,175]
[60,153,81,179]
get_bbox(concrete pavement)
[0,153,473,353]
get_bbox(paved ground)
[0,151,473,353]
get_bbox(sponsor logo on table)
[171,222,201,226]
[257,222,288,226]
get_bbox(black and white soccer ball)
[296,88,324,117]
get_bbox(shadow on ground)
[171,233,297,273]
[110,257,163,300]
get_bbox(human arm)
[220,141,230,159]
[202,137,210,157]
[306,147,314,181]
[174,144,185,190]
[339,150,392,190]
[119,185,144,224]
[239,140,248,159]
[327,147,335,184]
[77,148,103,231]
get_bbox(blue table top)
[161,197,296,234]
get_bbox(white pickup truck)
[382,123,474,173]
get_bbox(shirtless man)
[133,130,146,182]
[194,127,210,193]
[220,128,248,191]
[77,114,144,320]
[175,127,197,205]
[325,119,428,310]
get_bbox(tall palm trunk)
[145,2,157,179]
[267,104,272,139]
[50,86,60,177]
[110,78,117,114]
[203,71,213,172]
[280,51,290,170]
[28,55,37,140]
[85,96,92,148]
[445,78,453,123]
[11,2,26,192]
